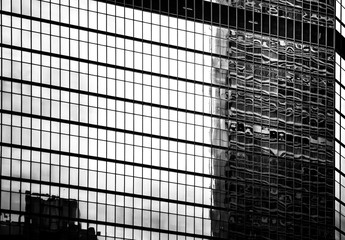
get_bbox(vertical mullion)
[77,0,81,233]
[104,0,108,238]
[0,0,3,224]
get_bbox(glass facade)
[0,0,340,239]
[335,0,345,238]
[210,0,334,239]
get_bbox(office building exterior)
[335,0,345,239]
[0,0,343,239]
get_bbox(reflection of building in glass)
[210,0,335,239]
[0,0,343,239]
[212,23,335,238]
[0,192,98,240]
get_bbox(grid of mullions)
[212,33,334,240]
[0,147,214,235]
[0,0,337,240]
[211,0,334,239]
[0,75,219,145]
[208,0,335,27]
[335,1,345,239]
[0,0,230,239]
[0,112,217,177]
[336,0,345,23]
[0,1,220,55]
[336,0,345,40]
[335,53,345,239]
[0,0,335,48]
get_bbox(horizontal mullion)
[0,172,224,214]
[0,76,229,121]
[0,141,233,187]
[100,0,333,47]
[0,109,227,150]
[0,200,219,239]
[0,41,334,90]
[0,10,227,59]
[0,43,229,89]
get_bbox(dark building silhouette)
[1,192,98,240]
[0,0,344,239]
